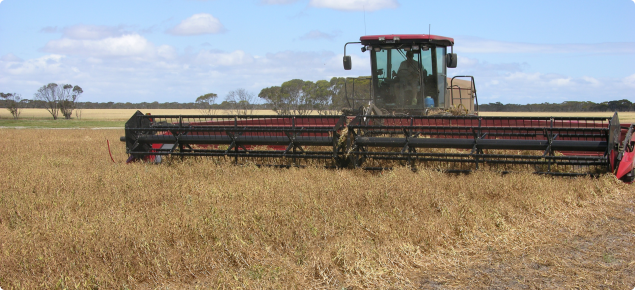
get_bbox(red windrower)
[118,32,635,183]
[118,111,635,183]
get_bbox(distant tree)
[312,80,335,115]
[607,99,632,112]
[195,93,218,115]
[58,85,83,119]
[258,86,287,114]
[478,99,635,112]
[225,89,255,115]
[34,83,61,120]
[258,79,317,115]
[343,77,371,110]
[0,93,22,119]
[325,77,371,112]
[218,100,235,110]
[33,83,82,120]
[283,79,313,115]
[329,77,347,110]
[299,80,335,115]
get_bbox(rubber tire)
[621,168,635,183]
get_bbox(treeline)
[480,99,635,112]
[1,83,83,120]
[4,96,633,113]
[4,80,633,115]
[0,77,372,115]
[257,77,370,115]
[0,99,265,110]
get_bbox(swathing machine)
[121,34,635,183]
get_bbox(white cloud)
[299,30,340,41]
[457,56,478,67]
[549,77,573,87]
[62,24,125,40]
[2,54,66,76]
[157,45,178,60]
[42,34,156,57]
[581,76,601,87]
[1,53,23,62]
[167,13,226,36]
[505,72,538,80]
[456,56,526,74]
[309,0,399,11]
[195,50,255,66]
[623,74,635,88]
[456,37,635,54]
[86,57,103,64]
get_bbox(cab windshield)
[371,45,446,110]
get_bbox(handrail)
[450,76,478,113]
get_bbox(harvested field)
[0,129,634,289]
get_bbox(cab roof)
[360,34,454,47]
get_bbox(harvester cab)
[343,34,477,116]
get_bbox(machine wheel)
[621,168,635,183]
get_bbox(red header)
[360,34,454,46]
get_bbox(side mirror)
[447,53,457,68]
[343,55,352,70]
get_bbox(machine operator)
[395,51,426,106]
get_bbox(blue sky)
[1,0,634,104]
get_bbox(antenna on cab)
[363,5,367,35]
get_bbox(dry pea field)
[0,110,634,289]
